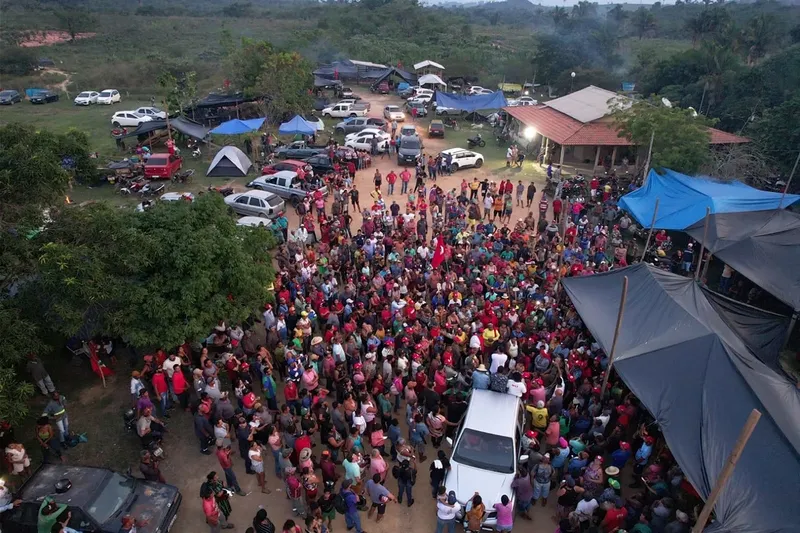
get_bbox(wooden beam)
[601,276,629,397]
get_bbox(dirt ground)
[20,90,562,533]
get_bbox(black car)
[305,154,336,175]
[0,90,22,105]
[313,97,330,112]
[3,465,182,533]
[30,90,60,104]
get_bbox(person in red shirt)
[284,380,300,415]
[202,489,231,531]
[552,197,562,223]
[601,498,627,531]
[171,364,189,411]
[590,176,600,199]
[216,440,244,495]
[386,170,397,195]
[152,367,169,417]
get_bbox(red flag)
[431,235,446,269]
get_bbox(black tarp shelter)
[314,76,342,88]
[562,264,800,533]
[120,116,208,141]
[685,209,800,314]
[363,67,417,85]
[194,92,259,108]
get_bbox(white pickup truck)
[321,102,368,119]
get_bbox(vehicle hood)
[445,462,514,509]
[104,479,181,533]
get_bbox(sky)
[424,0,673,5]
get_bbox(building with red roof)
[504,85,748,170]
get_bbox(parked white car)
[345,127,385,141]
[225,190,285,219]
[441,148,484,171]
[408,93,433,105]
[508,96,538,107]
[322,103,368,119]
[435,105,460,116]
[73,91,99,105]
[135,106,167,119]
[383,105,405,121]
[467,86,486,95]
[111,111,153,128]
[96,89,121,104]
[345,130,390,152]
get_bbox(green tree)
[0,45,36,76]
[742,14,775,65]
[32,194,276,349]
[592,24,622,69]
[607,4,628,24]
[52,8,96,41]
[551,6,569,27]
[631,7,657,39]
[228,39,313,121]
[157,71,198,117]
[613,98,713,174]
[571,0,597,20]
[749,95,800,173]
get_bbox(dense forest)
[1,0,800,172]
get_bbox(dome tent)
[206,146,252,177]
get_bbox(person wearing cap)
[216,438,245,496]
[531,453,553,507]
[436,490,461,533]
[527,400,549,432]
[630,436,654,488]
[611,442,632,470]
[130,370,145,409]
[665,510,691,533]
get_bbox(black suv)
[3,465,181,533]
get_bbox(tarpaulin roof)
[314,76,342,88]
[686,209,800,312]
[279,115,316,136]
[210,118,265,135]
[364,67,417,84]
[194,92,259,108]
[562,264,799,533]
[120,116,209,141]
[207,146,251,177]
[435,91,507,112]
[418,74,446,87]
[619,168,800,230]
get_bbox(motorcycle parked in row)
[467,134,485,148]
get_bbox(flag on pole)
[431,235,446,268]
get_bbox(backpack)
[333,493,348,514]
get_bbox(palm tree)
[631,7,656,40]
[571,0,596,20]
[743,14,775,65]
[551,6,568,27]
[592,24,621,69]
[685,14,705,46]
[608,4,628,25]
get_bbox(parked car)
[397,135,422,166]
[399,125,417,137]
[144,153,183,179]
[97,89,121,104]
[304,154,336,175]
[477,88,495,95]
[444,389,524,529]
[398,86,415,98]
[111,111,152,128]
[467,85,486,95]
[261,159,309,175]
[2,464,182,533]
[345,127,385,141]
[0,90,22,105]
[247,170,328,205]
[337,99,370,111]
[383,105,405,121]
[435,105,460,116]
[136,192,195,212]
[406,100,428,117]
[346,130,390,152]
[441,148,484,171]
[135,106,167,119]
[303,115,324,131]
[372,81,390,94]
[313,97,330,112]
[30,90,59,104]
[321,102,368,119]
[225,190,285,219]
[408,93,433,106]
[334,117,386,135]
[340,87,354,98]
[274,140,327,160]
[73,91,99,105]
[428,119,445,138]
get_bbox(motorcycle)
[443,117,459,130]
[172,169,194,183]
[467,134,485,148]
[139,183,166,198]
[123,409,165,458]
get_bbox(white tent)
[418,74,447,89]
[413,60,445,71]
[207,146,252,177]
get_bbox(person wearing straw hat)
[471,364,490,390]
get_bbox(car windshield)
[147,157,168,166]
[386,106,399,112]
[78,92,92,97]
[100,91,112,97]
[0,91,15,96]
[267,196,282,207]
[431,123,443,129]
[400,139,420,150]
[453,428,515,474]
[87,473,135,524]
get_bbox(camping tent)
[210,118,266,135]
[279,115,316,136]
[685,209,800,313]
[418,74,447,89]
[561,264,799,533]
[619,168,800,230]
[207,146,252,177]
[434,91,507,112]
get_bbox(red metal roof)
[504,106,749,146]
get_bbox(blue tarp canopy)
[619,168,800,230]
[562,264,799,533]
[25,88,48,98]
[435,91,507,112]
[209,118,266,135]
[278,115,316,136]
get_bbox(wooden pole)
[695,207,711,282]
[601,275,629,398]
[691,409,762,533]
[640,198,660,262]
[642,130,655,184]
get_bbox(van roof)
[462,389,520,435]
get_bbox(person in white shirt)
[575,493,598,523]
[506,372,527,397]
[162,354,181,402]
[489,350,508,374]
[469,334,482,351]
[436,491,462,533]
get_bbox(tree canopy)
[30,194,276,349]
[614,98,713,175]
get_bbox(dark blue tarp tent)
[685,209,800,313]
[619,168,800,230]
[435,91,507,111]
[562,264,799,533]
[279,115,316,136]
[210,118,266,135]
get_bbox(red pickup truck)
[144,153,183,179]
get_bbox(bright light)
[523,127,536,140]
[523,90,529,95]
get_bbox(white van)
[445,389,525,529]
